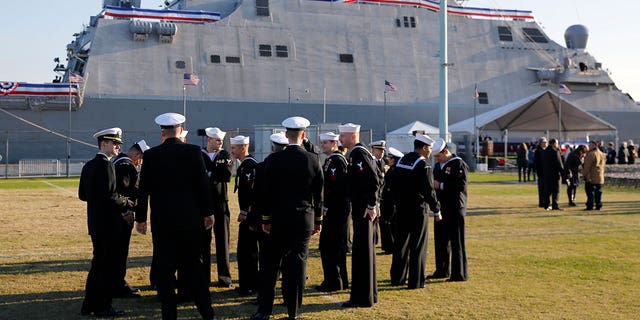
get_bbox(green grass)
[0,174,639,319]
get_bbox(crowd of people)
[77,112,471,319]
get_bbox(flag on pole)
[474,84,479,99]
[385,80,397,92]
[184,73,200,86]
[69,72,84,83]
[559,83,571,94]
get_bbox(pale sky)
[1,0,639,100]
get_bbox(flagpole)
[183,84,187,129]
[323,87,327,123]
[384,90,388,136]
[474,84,478,166]
[558,93,562,140]
[67,80,71,178]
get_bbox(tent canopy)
[449,90,617,138]
[387,120,439,135]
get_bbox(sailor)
[317,131,350,292]
[370,140,387,175]
[379,146,404,255]
[79,127,133,317]
[135,113,215,320]
[432,139,469,282]
[201,127,234,288]
[339,123,382,308]
[111,139,149,299]
[231,134,260,296]
[389,135,441,289]
[252,116,323,320]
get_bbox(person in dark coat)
[79,127,133,317]
[432,139,469,282]
[111,139,149,299]
[317,132,350,292]
[135,113,215,320]
[627,140,637,164]
[564,145,585,207]
[202,127,234,288]
[533,137,548,207]
[618,142,629,164]
[370,140,386,249]
[541,138,565,210]
[339,123,382,308]
[390,135,441,289]
[251,117,323,320]
[231,135,260,297]
[379,147,404,255]
[605,141,616,165]
[516,142,528,182]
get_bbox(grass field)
[0,174,639,319]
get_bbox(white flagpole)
[183,84,187,129]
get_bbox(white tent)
[386,121,439,153]
[449,90,617,140]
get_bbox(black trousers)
[432,218,451,277]
[212,202,232,285]
[390,211,428,288]
[319,206,349,291]
[348,203,377,307]
[584,182,603,209]
[113,220,133,292]
[543,178,561,209]
[82,233,119,312]
[445,210,468,281]
[237,221,259,291]
[379,201,395,253]
[257,224,312,318]
[153,230,213,320]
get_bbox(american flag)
[474,85,479,99]
[69,72,84,83]
[184,73,200,86]
[385,80,397,92]
[559,84,572,95]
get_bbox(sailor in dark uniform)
[339,123,382,308]
[202,127,234,288]
[379,147,404,255]
[231,135,260,296]
[79,127,133,317]
[251,116,323,320]
[389,135,441,289]
[135,113,215,320]
[432,139,469,282]
[317,131,350,292]
[370,140,386,248]
[111,139,149,299]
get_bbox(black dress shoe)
[426,272,449,279]
[93,307,125,317]
[249,312,270,320]
[568,202,577,207]
[341,301,361,308]
[315,285,338,292]
[552,207,562,211]
[584,207,593,211]
[446,278,467,282]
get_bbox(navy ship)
[1,0,638,162]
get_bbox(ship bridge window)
[478,92,489,104]
[522,28,548,43]
[226,56,241,64]
[175,60,186,69]
[497,26,513,42]
[397,16,417,28]
[259,44,272,57]
[210,55,221,63]
[256,0,270,17]
[275,45,288,58]
[339,54,354,63]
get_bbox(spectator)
[516,142,528,182]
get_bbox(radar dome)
[564,24,589,49]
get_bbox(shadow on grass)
[468,200,640,217]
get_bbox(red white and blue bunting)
[103,5,220,23]
[310,0,534,20]
[0,83,78,96]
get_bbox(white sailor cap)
[415,134,434,146]
[387,147,404,159]
[133,139,150,152]
[205,127,226,139]
[319,132,339,141]
[270,132,289,145]
[338,123,361,133]
[155,112,185,128]
[432,139,447,153]
[179,130,189,139]
[230,135,250,145]
[93,127,123,143]
[371,140,386,150]
[282,116,310,131]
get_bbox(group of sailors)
[78,112,469,320]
